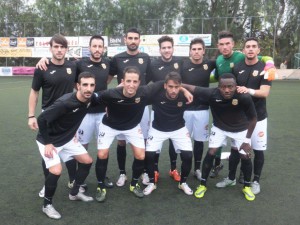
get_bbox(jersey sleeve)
[193,87,212,104]
[31,68,44,91]
[109,57,118,76]
[37,99,67,144]
[241,94,257,121]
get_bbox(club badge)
[135,97,141,103]
[102,63,106,69]
[232,99,238,105]
[230,62,234,68]
[66,68,72,74]
[203,64,208,70]
[252,70,259,77]
[177,102,183,107]
[174,63,179,69]
[138,58,144,64]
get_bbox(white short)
[183,110,209,141]
[251,118,267,150]
[37,138,87,169]
[97,123,145,150]
[117,106,150,140]
[77,112,105,145]
[146,127,193,153]
[209,125,247,150]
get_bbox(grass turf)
[0,77,299,225]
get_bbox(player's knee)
[181,150,193,161]
[49,164,62,176]
[98,149,109,159]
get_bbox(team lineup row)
[28,28,273,220]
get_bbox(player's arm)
[36,57,50,71]
[237,85,271,98]
[239,96,257,159]
[28,89,39,130]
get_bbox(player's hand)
[181,87,193,104]
[44,144,57,158]
[265,67,277,81]
[239,143,252,159]
[28,117,39,131]
[36,57,49,71]
[236,86,248,94]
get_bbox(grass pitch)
[0,77,299,225]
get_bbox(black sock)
[44,172,60,207]
[169,140,177,170]
[95,157,108,189]
[241,158,252,187]
[117,145,126,174]
[253,150,264,183]
[180,150,192,184]
[42,159,49,178]
[145,152,156,183]
[70,162,92,196]
[131,158,144,186]
[65,159,77,182]
[228,148,240,180]
[201,152,215,186]
[193,141,203,171]
[214,146,222,166]
[154,153,160,172]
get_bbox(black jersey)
[181,59,216,110]
[31,60,76,110]
[109,51,151,85]
[147,56,182,83]
[75,58,110,113]
[150,90,189,132]
[194,87,257,132]
[233,61,271,121]
[93,81,164,130]
[37,92,91,146]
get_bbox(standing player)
[143,72,194,196]
[28,34,77,198]
[108,28,151,187]
[75,35,113,188]
[181,38,216,181]
[182,74,257,201]
[210,30,276,178]
[143,35,183,184]
[37,72,95,219]
[216,37,271,195]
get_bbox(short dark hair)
[123,66,141,80]
[125,27,141,37]
[219,73,236,83]
[158,36,174,48]
[189,37,205,50]
[165,71,182,84]
[218,30,234,41]
[243,37,260,48]
[89,35,104,46]
[77,71,95,83]
[49,34,68,48]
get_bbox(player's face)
[218,38,234,58]
[218,78,236,99]
[122,72,140,97]
[89,38,104,61]
[77,77,96,101]
[50,41,67,61]
[159,41,174,62]
[125,32,140,52]
[243,40,260,60]
[164,80,181,99]
[190,43,205,63]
